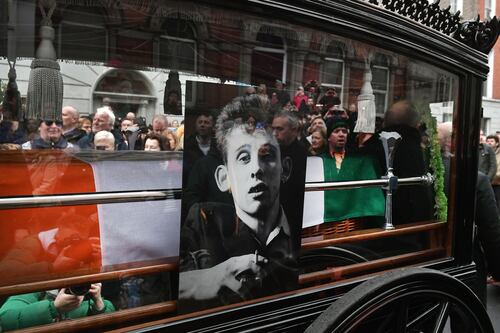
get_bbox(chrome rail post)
[380,131,402,230]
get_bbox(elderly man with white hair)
[77,107,124,150]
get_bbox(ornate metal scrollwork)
[453,15,499,53]
[372,0,461,34]
[365,0,499,53]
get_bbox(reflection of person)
[318,87,341,115]
[0,218,101,282]
[79,117,92,135]
[319,119,385,222]
[437,122,453,195]
[21,120,73,150]
[183,113,217,184]
[486,135,500,208]
[179,95,299,312]
[363,100,434,224]
[143,133,167,151]
[94,131,115,151]
[272,111,307,250]
[0,284,114,331]
[62,106,86,144]
[152,115,168,135]
[478,140,497,181]
[164,130,179,151]
[270,80,291,108]
[77,108,124,150]
[472,172,500,304]
[308,129,327,156]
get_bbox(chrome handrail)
[305,173,434,192]
[0,189,182,210]
[0,174,433,210]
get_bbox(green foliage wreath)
[428,117,448,220]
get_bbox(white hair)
[94,130,115,143]
[96,106,115,126]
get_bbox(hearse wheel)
[305,267,493,333]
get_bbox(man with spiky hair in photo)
[178,95,300,312]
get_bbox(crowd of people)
[3,76,500,321]
[479,130,500,209]
[0,105,184,152]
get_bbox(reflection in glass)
[0,0,459,320]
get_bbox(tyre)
[305,267,493,333]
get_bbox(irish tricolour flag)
[302,156,385,229]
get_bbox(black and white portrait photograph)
[178,92,305,312]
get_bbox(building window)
[322,43,345,96]
[159,18,196,72]
[450,0,463,13]
[437,75,453,102]
[57,6,108,63]
[485,51,494,98]
[251,28,287,87]
[481,117,491,135]
[485,0,492,19]
[372,53,389,114]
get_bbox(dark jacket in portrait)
[181,148,234,221]
[179,202,298,312]
[478,143,497,181]
[279,138,307,251]
[182,135,218,186]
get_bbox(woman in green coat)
[0,283,115,331]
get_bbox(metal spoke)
[432,301,451,333]
[407,303,441,329]
[394,299,410,333]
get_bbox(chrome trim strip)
[305,173,434,191]
[0,174,432,209]
[0,189,182,209]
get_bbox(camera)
[66,283,91,296]
[136,116,149,134]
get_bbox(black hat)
[326,117,348,138]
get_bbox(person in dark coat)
[478,142,497,181]
[318,87,341,116]
[361,100,434,224]
[77,107,125,150]
[271,110,307,251]
[21,119,73,150]
[473,172,500,304]
[62,106,86,144]
[269,80,291,108]
[182,112,217,185]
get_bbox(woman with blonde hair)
[308,128,327,156]
[164,130,179,151]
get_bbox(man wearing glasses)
[21,119,73,150]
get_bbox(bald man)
[62,106,86,144]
